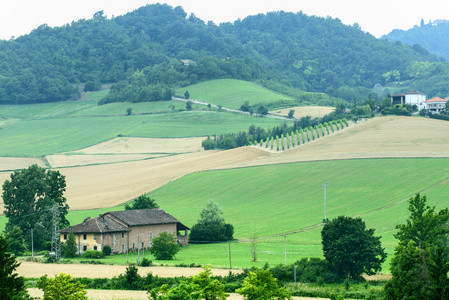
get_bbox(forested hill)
[383,21,449,61]
[0,4,447,105]
[221,12,440,99]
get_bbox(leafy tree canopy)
[0,4,448,105]
[0,235,31,300]
[385,194,449,299]
[149,232,179,260]
[124,194,159,211]
[37,273,88,300]
[236,268,292,300]
[321,216,387,280]
[5,226,26,255]
[2,164,69,250]
[394,193,449,247]
[151,266,229,300]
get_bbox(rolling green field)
[176,79,295,110]
[144,157,449,268]
[0,109,291,157]
[0,157,441,269]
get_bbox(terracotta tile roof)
[425,97,447,103]
[59,216,129,234]
[406,89,425,95]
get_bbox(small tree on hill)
[186,100,193,110]
[189,201,234,243]
[149,232,179,260]
[184,90,190,99]
[125,194,159,210]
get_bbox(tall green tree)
[2,164,70,250]
[189,201,234,243]
[385,194,449,299]
[62,229,77,258]
[321,216,387,280]
[394,193,449,248]
[0,235,31,300]
[5,226,27,255]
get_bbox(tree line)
[1,4,449,105]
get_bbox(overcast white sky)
[0,0,447,40]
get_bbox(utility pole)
[228,240,232,270]
[137,233,140,265]
[31,229,34,258]
[51,206,61,261]
[322,182,330,222]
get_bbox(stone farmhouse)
[59,208,189,254]
[424,97,447,114]
[391,90,426,110]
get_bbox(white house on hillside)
[391,90,426,110]
[425,97,447,114]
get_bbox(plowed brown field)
[2,116,449,213]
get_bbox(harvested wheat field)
[17,261,241,278]
[2,116,449,213]
[270,105,334,119]
[75,137,205,154]
[0,157,46,172]
[45,154,166,168]
[233,116,449,168]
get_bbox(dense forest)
[1,4,449,105]
[384,20,449,61]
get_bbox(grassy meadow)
[176,79,295,109]
[0,107,291,157]
[145,157,449,269]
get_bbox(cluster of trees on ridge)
[1,4,449,105]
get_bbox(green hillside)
[0,103,292,157]
[176,79,294,110]
[140,158,449,267]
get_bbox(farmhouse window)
[94,245,97,250]
[121,243,125,251]
[93,234,97,240]
[121,232,125,239]
[150,232,153,240]
[141,242,144,249]
[83,245,87,251]
[64,234,67,240]
[83,234,87,240]
[132,242,135,249]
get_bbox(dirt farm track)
[2,116,449,213]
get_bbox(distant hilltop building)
[432,19,449,25]
[391,90,426,110]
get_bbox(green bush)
[102,245,112,256]
[82,250,105,259]
[139,258,152,267]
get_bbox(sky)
[0,0,447,40]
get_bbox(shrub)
[102,245,112,256]
[140,258,152,267]
[82,250,105,259]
